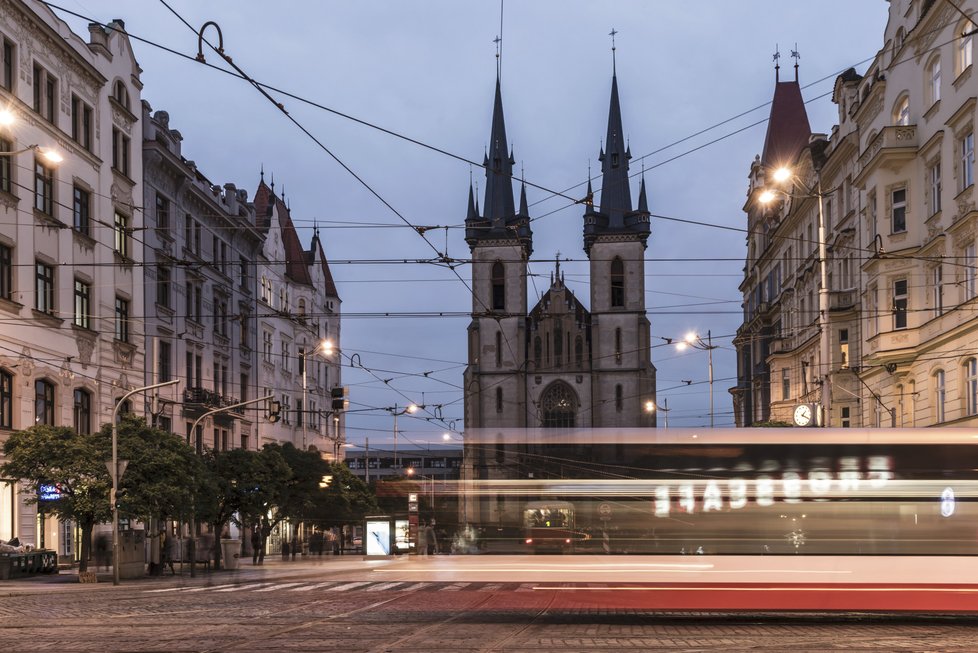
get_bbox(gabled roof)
[761,80,812,170]
[255,179,312,286]
[309,231,340,300]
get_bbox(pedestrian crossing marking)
[441,582,471,591]
[215,582,273,592]
[329,581,373,592]
[184,583,238,593]
[253,582,304,592]
[365,581,409,592]
[289,581,340,592]
[143,580,531,595]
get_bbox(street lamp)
[111,379,180,586]
[386,403,418,470]
[759,165,831,427]
[676,331,717,428]
[300,338,332,450]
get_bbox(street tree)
[1,425,110,572]
[311,461,379,527]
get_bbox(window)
[540,382,577,429]
[0,137,11,194]
[111,128,130,176]
[156,340,172,382]
[156,194,170,232]
[929,57,942,104]
[112,80,129,110]
[70,96,92,151]
[781,368,790,401]
[893,278,908,329]
[73,279,90,329]
[157,266,171,309]
[615,384,623,412]
[114,212,129,258]
[114,296,130,342]
[933,265,944,317]
[935,369,946,423]
[839,328,849,369]
[34,158,53,215]
[32,63,56,123]
[891,188,906,233]
[1,36,13,91]
[966,244,977,300]
[185,280,202,322]
[263,331,273,362]
[894,96,910,126]
[489,261,505,311]
[841,406,850,428]
[282,340,292,372]
[239,309,250,346]
[610,257,625,307]
[958,20,974,74]
[967,358,978,416]
[215,294,228,337]
[575,336,584,368]
[0,243,10,301]
[929,162,942,215]
[495,387,503,413]
[239,257,249,290]
[35,261,53,314]
[260,276,271,304]
[35,379,54,426]
[0,368,12,429]
[962,132,974,189]
[72,187,90,235]
[73,389,91,435]
[533,336,542,368]
[614,327,622,364]
[495,331,502,367]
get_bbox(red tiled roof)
[761,80,812,170]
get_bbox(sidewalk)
[0,552,364,590]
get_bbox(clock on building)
[793,403,814,427]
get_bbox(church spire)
[598,66,632,224]
[483,74,516,227]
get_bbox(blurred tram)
[462,428,978,556]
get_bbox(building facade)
[734,0,978,429]
[253,179,344,459]
[142,104,264,453]
[0,0,143,556]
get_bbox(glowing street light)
[675,331,717,428]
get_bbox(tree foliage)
[310,462,379,526]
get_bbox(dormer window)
[611,152,619,167]
[113,80,129,110]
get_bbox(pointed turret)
[483,76,516,227]
[761,72,812,170]
[518,180,529,218]
[598,73,632,223]
[637,175,649,215]
[465,73,532,253]
[583,69,649,254]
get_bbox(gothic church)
[463,68,657,435]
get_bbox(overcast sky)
[56,1,890,448]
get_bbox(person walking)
[424,522,438,556]
[251,526,262,565]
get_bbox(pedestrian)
[251,526,262,565]
[281,539,289,560]
[424,522,438,556]
[291,536,299,560]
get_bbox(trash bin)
[220,539,240,570]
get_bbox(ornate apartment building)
[0,0,145,554]
[734,0,978,428]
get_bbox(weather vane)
[609,28,618,72]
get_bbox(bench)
[0,550,58,580]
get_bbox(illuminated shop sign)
[38,483,63,501]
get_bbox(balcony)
[183,387,240,412]
[855,125,918,184]
[829,289,858,311]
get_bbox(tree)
[1,425,110,572]
[310,462,379,527]
[262,442,330,526]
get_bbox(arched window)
[958,19,975,75]
[614,327,622,364]
[966,358,978,416]
[0,368,12,429]
[73,388,91,435]
[935,369,946,423]
[495,387,503,413]
[491,261,505,311]
[113,80,130,110]
[615,384,623,412]
[540,382,577,429]
[928,55,942,105]
[893,95,910,126]
[553,323,563,366]
[297,298,306,317]
[35,379,55,426]
[533,336,542,368]
[495,331,502,368]
[610,257,624,307]
[575,336,584,368]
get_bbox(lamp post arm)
[111,379,180,586]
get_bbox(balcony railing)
[183,387,240,412]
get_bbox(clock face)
[793,404,813,426]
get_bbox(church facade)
[461,67,657,513]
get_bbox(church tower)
[463,73,533,435]
[583,67,656,427]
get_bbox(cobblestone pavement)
[1,562,976,651]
